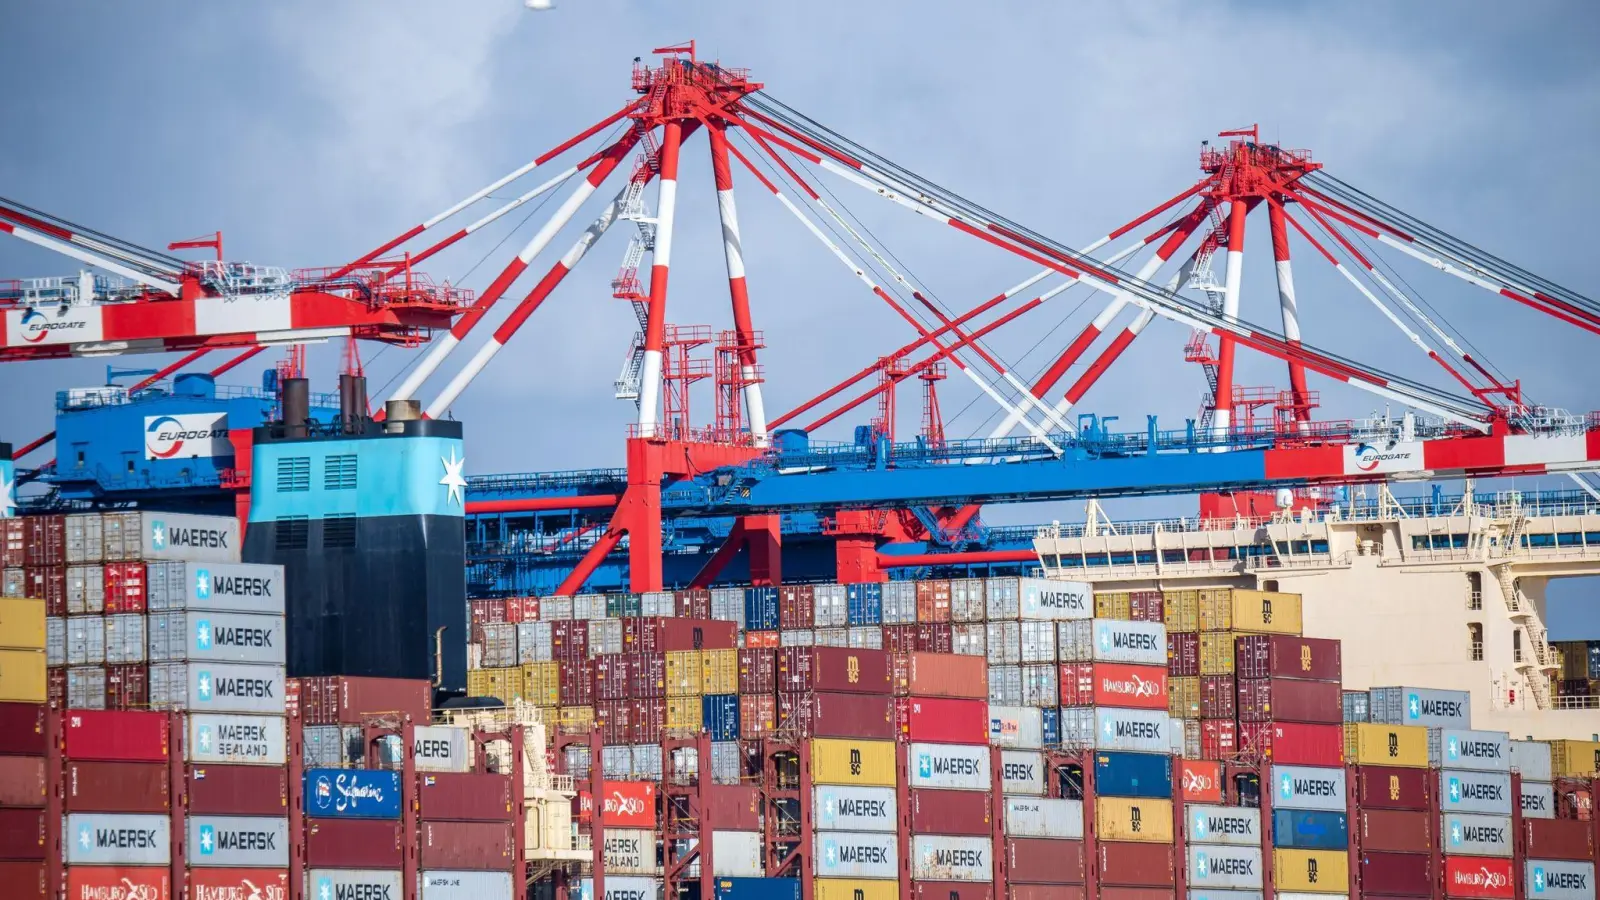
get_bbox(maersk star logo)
[195,620,212,651]
[918,754,932,779]
[0,473,15,518]
[440,448,467,506]
[1533,867,1546,892]
[823,839,838,866]
[1098,626,1111,651]
[1407,693,1421,719]
[78,825,92,851]
[1196,852,1209,879]
[195,570,211,599]
[1193,812,1208,837]
[1103,718,1115,738]
[318,878,333,900]
[1279,773,1294,798]
[198,824,216,854]
[197,670,213,701]
[1449,777,1461,802]
[197,725,213,753]
[151,520,167,550]
[1451,822,1463,844]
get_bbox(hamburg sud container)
[1059,662,1167,710]
[1445,857,1516,900]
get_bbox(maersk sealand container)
[244,411,466,695]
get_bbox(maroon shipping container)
[1200,675,1235,719]
[22,568,65,618]
[896,696,988,744]
[551,620,589,661]
[915,580,952,623]
[1236,677,1343,723]
[738,648,776,694]
[418,772,513,821]
[304,818,404,869]
[504,597,532,623]
[1098,891,1171,900]
[621,616,736,652]
[883,624,953,654]
[1098,841,1176,888]
[1358,809,1433,853]
[187,764,290,816]
[910,789,992,835]
[1235,634,1342,681]
[1360,851,1434,895]
[0,862,46,900]
[45,668,64,707]
[1524,817,1595,860]
[1129,591,1164,624]
[105,663,149,710]
[1007,838,1085,884]
[630,653,666,699]
[913,883,992,900]
[776,691,893,740]
[675,589,712,619]
[24,516,64,567]
[0,703,46,756]
[1167,632,1199,677]
[63,709,169,761]
[892,651,988,700]
[595,700,632,745]
[777,646,891,695]
[420,820,515,870]
[1201,720,1237,759]
[558,658,594,706]
[739,694,776,740]
[1354,765,1429,810]
[1235,721,1343,765]
[102,562,146,613]
[631,697,666,744]
[64,760,171,812]
[1,519,22,567]
[1011,888,1087,900]
[0,756,45,806]
[0,808,45,860]
[779,586,815,630]
[592,654,640,702]
[296,675,431,726]
[707,785,761,830]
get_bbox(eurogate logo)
[1355,443,1383,471]
[143,412,229,460]
[19,307,53,343]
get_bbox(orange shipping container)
[915,581,952,623]
[1180,759,1223,803]
[892,651,986,699]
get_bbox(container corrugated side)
[422,871,515,900]
[1271,849,1349,893]
[814,879,897,900]
[1095,798,1174,842]
[1524,860,1595,900]
[910,835,993,882]
[187,815,289,867]
[1002,796,1083,839]
[1440,769,1513,815]
[310,870,404,900]
[64,812,171,865]
[1368,686,1471,729]
[1187,805,1260,846]
[1000,751,1044,795]
[909,743,989,790]
[813,831,897,879]
[1188,846,1264,890]
[1520,780,1554,818]
[811,738,896,786]
[1343,723,1428,767]
[1443,813,1513,857]
[1510,739,1553,780]
[813,785,897,831]
[1431,729,1511,772]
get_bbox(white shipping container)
[189,713,288,765]
[412,725,471,773]
[846,627,883,649]
[66,813,171,865]
[147,611,286,665]
[986,621,1020,665]
[987,706,1045,750]
[542,596,574,621]
[518,622,553,663]
[1000,751,1045,794]
[576,877,659,900]
[814,584,848,627]
[1511,740,1554,781]
[814,831,897,879]
[66,564,104,614]
[588,619,623,657]
[882,582,917,625]
[989,665,1022,706]
[99,511,139,561]
[573,594,606,620]
[46,617,65,666]
[66,615,105,665]
[601,746,633,779]
[1059,707,1170,752]
[103,614,146,664]
[187,815,289,867]
[779,629,815,647]
[1020,665,1058,707]
[1272,765,1347,812]
[1019,577,1093,621]
[1018,620,1058,664]
[149,662,286,714]
[814,628,849,648]
[1431,728,1512,772]
[67,666,105,709]
[1441,770,1513,815]
[985,576,1022,620]
[603,829,657,874]
[1187,805,1262,846]
[632,744,662,780]
[1521,781,1555,819]
[909,743,990,790]
[1444,813,1513,857]
[302,725,361,768]
[1188,846,1265,890]
[66,514,105,564]
[709,589,743,625]
[641,592,674,617]
[1003,796,1083,839]
[952,624,986,657]
[1369,686,1471,729]
[312,871,405,900]
[1526,860,1595,900]
[711,831,763,877]
[1058,619,1167,665]
[951,578,987,623]
[709,742,742,786]
[813,785,897,832]
[147,561,285,614]
[479,623,518,667]
[422,871,515,900]
[136,511,241,563]
[911,835,992,882]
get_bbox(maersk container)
[542,596,574,620]
[148,662,285,714]
[1368,685,1472,729]
[1510,739,1553,781]
[983,576,1092,621]
[1188,846,1264,890]
[779,629,814,647]
[477,623,516,666]
[1002,796,1083,839]
[910,742,989,790]
[1521,780,1555,818]
[1058,619,1168,666]
[1526,860,1595,900]
[1018,621,1057,663]
[1445,812,1514,857]
[1060,708,1169,753]
[577,876,660,900]
[814,785,897,831]
[188,713,287,765]
[410,725,470,773]
[603,828,657,874]
[986,705,1043,749]
[422,871,516,900]
[632,744,664,780]
[1094,751,1173,799]
[1270,809,1348,850]
[846,583,883,625]
[1187,805,1261,846]
[1431,728,1511,772]
[814,831,898,879]
[703,694,740,742]
[187,815,289,867]
[1341,690,1369,723]
[910,837,993,885]
[589,619,623,656]
[146,560,284,613]
[1441,770,1513,815]
[146,610,285,664]
[130,512,240,563]
[312,871,405,900]
[65,812,171,865]
[1270,765,1346,811]
[952,624,986,657]
[304,768,401,819]
[1001,751,1045,795]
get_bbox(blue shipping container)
[846,583,883,626]
[1041,707,1061,747]
[1094,751,1173,798]
[304,768,402,819]
[745,588,780,632]
[715,878,801,900]
[703,694,741,742]
[1271,809,1349,850]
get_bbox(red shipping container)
[913,884,992,900]
[105,663,149,711]
[600,781,656,827]
[1180,758,1223,803]
[630,653,666,699]
[592,654,635,702]
[1007,838,1085,884]
[1200,719,1237,760]
[0,862,45,900]
[24,516,64,567]
[1236,677,1342,723]
[0,756,45,807]
[551,620,589,661]
[304,818,404,869]
[1235,634,1342,681]
[894,652,988,700]
[46,668,65,707]
[297,675,431,726]
[779,586,815,630]
[1524,818,1595,860]
[1059,663,1167,710]
[188,868,288,900]
[64,709,169,761]
[1200,675,1236,719]
[915,580,952,623]
[675,589,712,619]
[418,772,512,821]
[739,694,777,739]
[622,616,736,652]
[504,596,531,623]
[1098,841,1175,887]
[595,700,632,745]
[1359,851,1433,896]
[558,658,594,706]
[188,764,290,816]
[1167,632,1199,677]
[1,519,22,567]
[23,567,65,617]
[1358,809,1432,853]
[419,820,515,870]
[738,648,776,694]
[1443,856,1515,900]
[64,760,170,812]
[1011,888,1086,900]
[102,562,146,613]
[883,624,953,654]
[909,789,991,835]
[1096,891,1166,900]
[631,698,666,744]
[470,598,507,625]
[895,696,987,744]
[0,703,47,756]
[1129,591,1164,623]
[67,866,172,900]
[746,630,780,649]
[0,808,45,859]
[1235,721,1342,765]
[778,692,894,741]
[707,785,761,830]
[1354,765,1429,810]
[777,646,891,694]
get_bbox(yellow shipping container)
[1230,589,1302,635]
[1169,676,1200,718]
[1343,723,1429,768]
[1273,849,1350,893]
[466,667,521,704]
[1095,797,1174,842]
[520,662,559,706]
[1096,592,1132,620]
[811,738,897,786]
[815,880,898,900]
[666,650,703,696]
[0,649,46,702]
[666,696,703,732]
[0,598,46,651]
[1199,632,1237,675]
[1549,739,1600,777]
[701,648,738,695]
[558,706,595,732]
[1163,590,1199,632]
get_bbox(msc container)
[1432,729,1511,772]
[1270,810,1348,850]
[421,821,515,871]
[1188,846,1265,889]
[1201,590,1302,635]
[1444,813,1513,857]
[912,884,992,900]
[1520,780,1555,818]
[187,815,289,867]
[417,772,512,821]
[1368,686,1471,729]
[1443,856,1515,900]
[64,761,171,813]
[1271,849,1348,893]
[1188,805,1260,847]
[64,812,171,865]
[305,819,404,868]
[814,881,896,900]
[1343,723,1428,767]
[63,709,169,760]
[187,764,290,816]
[813,831,898,879]
[1359,851,1434,896]
[911,789,993,835]
[909,743,990,790]
[778,692,894,741]
[1547,739,1600,777]
[1237,678,1342,724]
[911,834,993,882]
[1358,809,1433,853]
[1354,764,1429,809]
[1002,796,1083,839]
[896,696,987,744]
[1096,798,1175,842]
[309,870,404,900]
[1059,708,1170,753]
[1271,765,1346,811]
[1001,751,1045,795]
[1524,818,1596,860]
[1057,619,1167,666]
[777,646,891,694]
[1061,662,1168,710]
[1099,841,1176,888]
[1006,837,1085,884]
[1525,860,1595,900]
[304,768,401,819]
[149,662,286,714]
[1441,770,1513,815]
[1234,635,1340,681]
[1510,740,1553,781]
[810,738,896,788]
[66,867,171,900]
[147,561,282,612]
[1094,751,1173,799]
[814,785,897,831]
[0,756,44,807]
[422,871,516,900]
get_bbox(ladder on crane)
[1185,175,1233,433]
[612,130,662,403]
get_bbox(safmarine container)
[1343,723,1428,767]
[304,768,401,819]
[1526,860,1595,900]
[1271,849,1348,893]
[814,786,897,831]
[1520,781,1555,818]
[1444,856,1515,899]
[1359,852,1434,895]
[147,561,282,612]
[1188,846,1264,889]
[1000,751,1045,795]
[1432,729,1511,772]
[66,867,172,900]
[909,743,989,790]
[187,713,287,765]
[310,870,405,900]
[1441,770,1513,814]
[910,789,991,835]
[146,611,285,664]
[1368,686,1471,729]
[811,738,896,786]
[1096,798,1174,842]
[187,815,289,867]
[148,662,285,714]
[986,705,1044,749]
[1187,805,1261,846]
[1270,810,1348,850]
[1060,707,1169,752]
[64,812,171,865]
[188,764,290,816]
[422,870,515,900]
[63,709,169,760]
[1358,809,1433,852]
[1234,635,1341,681]
[1444,813,1513,857]
[814,831,898,879]
[1002,796,1083,839]
[911,835,993,882]
[1271,765,1345,811]
[1510,739,1553,780]
[1094,751,1172,798]
[1057,619,1167,665]
[422,821,516,870]
[63,761,171,812]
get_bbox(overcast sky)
[2,1,1597,633]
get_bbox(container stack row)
[0,595,48,900]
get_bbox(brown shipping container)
[105,663,149,710]
[595,700,631,745]
[738,648,776,694]
[559,658,594,705]
[551,620,589,661]
[64,761,171,812]
[739,694,777,740]
[777,691,894,740]
[1200,675,1235,719]
[23,568,65,618]
[45,668,64,707]
[1098,841,1176,888]
[299,675,430,725]
[0,756,46,807]
[777,646,891,694]
[1007,838,1085,884]
[1355,765,1429,810]
[707,785,761,830]
[0,861,46,900]
[24,517,64,567]
[1358,809,1432,853]
[912,884,992,900]
[1525,818,1595,860]
[909,789,992,835]
[1011,889,1087,900]
[1100,892,1175,900]
[419,772,513,821]
[894,651,988,699]
[915,580,952,623]
[884,623,953,654]
[1359,851,1433,896]
[0,808,45,860]
[420,820,516,870]
[632,697,666,744]
[1167,632,1199,677]
[1235,634,1342,681]
[623,616,736,652]
[1129,591,1165,624]
[675,589,712,619]
[1,519,21,567]
[1237,677,1343,723]
[779,586,814,630]
[305,818,404,869]
[187,764,290,816]
[0,703,46,755]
